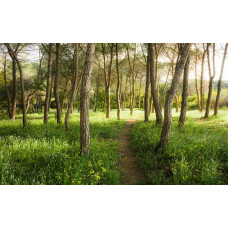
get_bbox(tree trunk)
[5,44,26,127]
[101,43,114,119]
[11,59,17,120]
[159,43,191,148]
[65,44,78,131]
[116,43,121,120]
[80,43,95,156]
[126,44,136,116]
[138,74,143,109]
[105,86,110,118]
[205,43,216,118]
[200,45,206,111]
[149,43,162,124]
[214,43,228,115]
[93,68,100,112]
[179,53,190,126]
[55,43,62,124]
[3,55,11,118]
[44,43,53,124]
[194,44,200,110]
[144,46,150,122]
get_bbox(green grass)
[0,110,126,185]
[130,109,228,184]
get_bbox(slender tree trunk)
[200,45,206,111]
[44,44,52,124]
[5,44,26,126]
[126,44,136,116]
[162,65,171,108]
[93,68,100,112]
[11,59,17,120]
[159,44,191,148]
[194,44,200,110]
[105,86,110,118]
[3,55,11,118]
[149,43,162,124]
[205,44,216,118]
[116,43,121,120]
[101,43,114,119]
[179,53,190,126]
[138,74,143,109]
[55,43,62,124]
[80,43,95,156]
[175,96,179,112]
[65,44,78,131]
[144,47,150,122]
[214,43,228,115]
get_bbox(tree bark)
[205,43,216,118]
[65,44,78,131]
[11,59,17,120]
[116,43,121,120]
[80,43,95,156]
[159,43,191,148]
[44,43,53,124]
[194,44,200,110]
[101,43,114,118]
[149,43,163,124]
[179,53,190,126]
[55,43,62,124]
[214,43,228,115]
[3,55,11,118]
[138,74,143,109]
[5,43,27,127]
[93,68,100,112]
[200,44,206,111]
[144,45,150,122]
[126,44,136,116]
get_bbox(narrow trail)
[118,119,148,185]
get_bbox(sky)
[23,43,228,82]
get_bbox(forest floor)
[118,118,148,185]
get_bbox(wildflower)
[90,170,95,174]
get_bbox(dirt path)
[118,119,148,185]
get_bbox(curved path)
[118,119,148,185]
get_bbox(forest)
[0,43,227,185]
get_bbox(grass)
[130,109,228,184]
[1,107,227,185]
[0,110,126,185]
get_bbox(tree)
[80,43,95,156]
[194,44,200,110]
[5,43,27,127]
[149,43,162,124]
[179,52,191,126]
[214,43,228,116]
[159,43,191,148]
[55,43,62,124]
[101,43,114,118]
[65,44,78,131]
[2,53,11,118]
[126,44,136,115]
[144,44,150,122]
[200,44,206,111]
[44,43,53,124]
[205,43,215,118]
[116,43,121,120]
